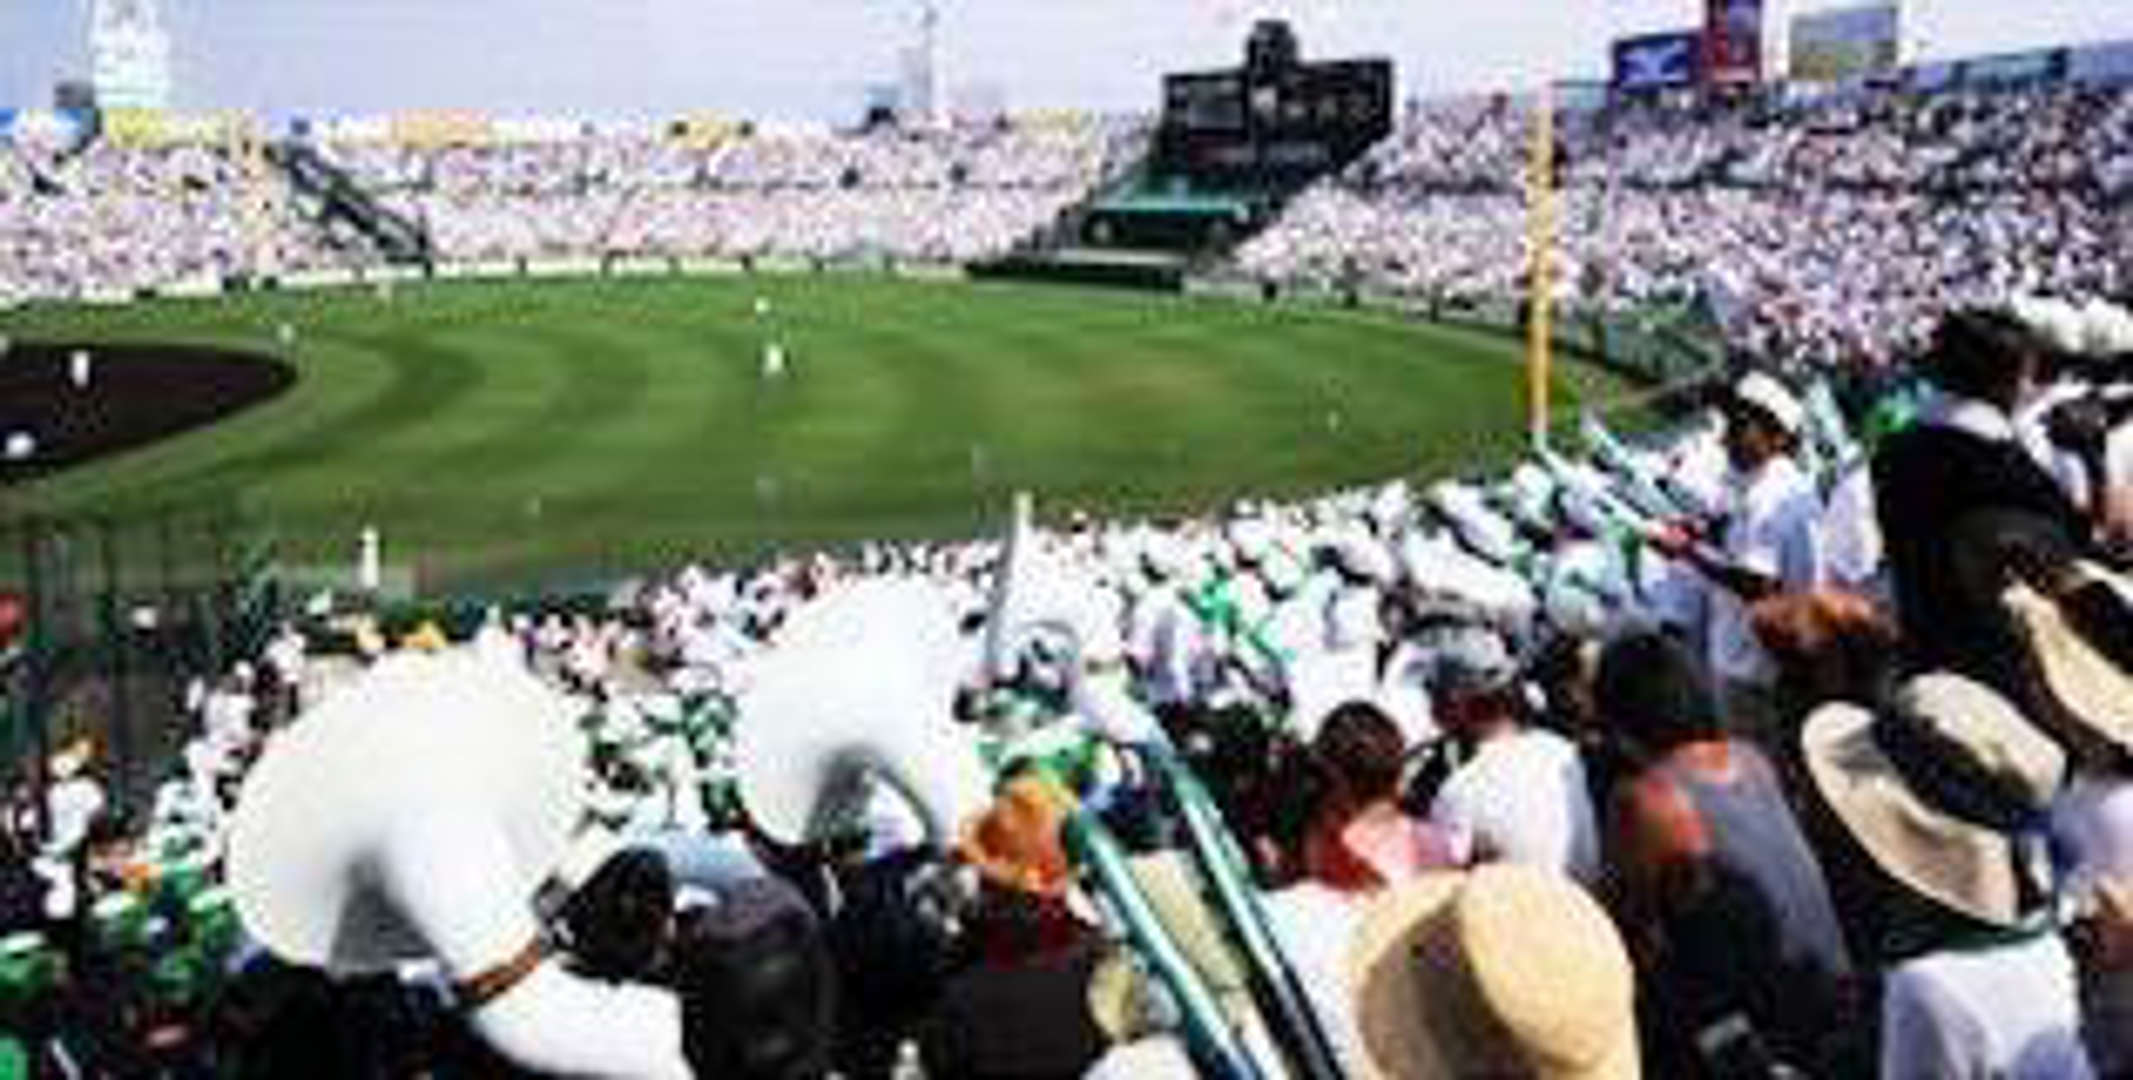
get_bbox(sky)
[1,0,2129,121]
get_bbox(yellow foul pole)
[1526,84,1556,450]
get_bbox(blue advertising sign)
[2069,39,2133,86]
[1613,32,1701,90]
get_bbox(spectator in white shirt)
[1801,673,2094,1080]
[2053,761,2133,1076]
[1656,371,1825,753]
[1422,618,1601,888]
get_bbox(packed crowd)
[0,116,1147,304]
[0,137,244,302]
[1240,82,2133,370]
[6,292,2133,1078]
[0,134,377,302]
[375,121,1147,264]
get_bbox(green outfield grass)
[0,274,1630,590]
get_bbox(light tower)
[90,0,172,109]
[898,1,943,129]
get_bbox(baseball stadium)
[2,1,2132,1077]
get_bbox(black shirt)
[1872,419,2086,708]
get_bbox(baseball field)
[0,274,1631,589]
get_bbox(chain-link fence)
[0,500,277,823]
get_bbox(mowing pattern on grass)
[0,276,1627,587]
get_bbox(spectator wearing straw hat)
[1800,672,2094,1079]
[1595,631,1858,1077]
[1996,557,2133,1074]
[1344,863,1641,1079]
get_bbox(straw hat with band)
[1347,864,1638,1080]
[1802,672,2065,928]
[2003,566,2133,764]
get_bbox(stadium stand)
[369,120,1147,263]
[9,39,2133,1080]
[10,288,2133,1074]
[0,114,1151,300]
[1241,81,2133,369]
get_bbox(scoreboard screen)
[1157,57,1392,183]
[1166,72,1246,132]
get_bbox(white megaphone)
[227,650,693,1077]
[734,578,993,851]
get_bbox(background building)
[90,0,173,110]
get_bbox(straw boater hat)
[734,578,992,850]
[1802,672,2066,927]
[2002,567,2133,760]
[226,650,585,974]
[1347,864,1638,1080]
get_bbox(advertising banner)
[492,115,581,144]
[1704,0,1764,85]
[391,109,491,148]
[671,111,741,147]
[171,111,243,143]
[103,107,166,146]
[678,257,744,276]
[1791,4,1900,82]
[12,110,91,146]
[319,115,393,144]
[1957,48,2067,87]
[1612,33,1700,90]
[2071,39,2133,85]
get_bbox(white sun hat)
[1730,371,1805,437]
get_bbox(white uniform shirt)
[1322,583,1383,655]
[1428,728,1601,888]
[1259,882,1371,1079]
[45,776,105,855]
[2053,774,2133,1075]
[2107,421,2133,494]
[1706,455,1824,687]
[265,633,305,686]
[1881,931,2093,1080]
[1820,461,1884,592]
[1129,585,1209,709]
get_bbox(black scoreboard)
[1156,23,1392,184]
